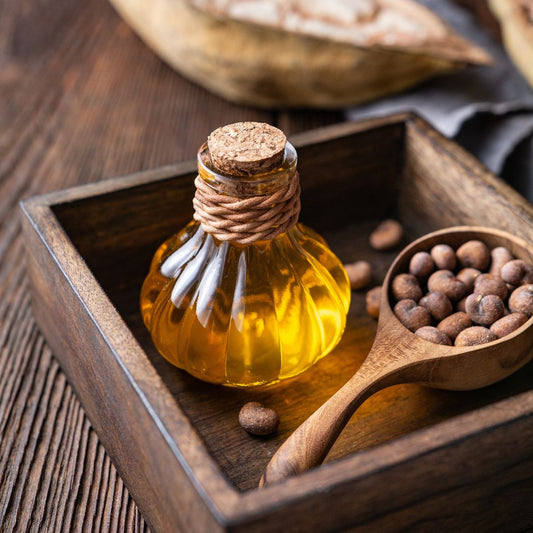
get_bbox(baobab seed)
[366,286,382,319]
[508,284,533,317]
[392,273,422,302]
[456,240,490,270]
[345,260,372,290]
[501,259,533,286]
[465,294,505,326]
[490,313,529,338]
[455,326,498,347]
[473,273,508,300]
[430,244,456,270]
[456,297,467,313]
[437,312,472,341]
[419,291,453,322]
[490,247,513,276]
[239,402,279,436]
[427,270,466,301]
[456,268,481,292]
[394,299,431,332]
[369,219,403,250]
[415,326,452,345]
[409,251,435,279]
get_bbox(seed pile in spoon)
[391,240,533,346]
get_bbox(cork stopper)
[207,122,287,176]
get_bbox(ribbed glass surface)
[140,221,350,386]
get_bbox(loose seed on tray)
[239,402,279,436]
[366,286,382,319]
[344,260,372,290]
[369,219,403,250]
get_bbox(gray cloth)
[346,0,533,199]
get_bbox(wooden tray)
[20,114,533,532]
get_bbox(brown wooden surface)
[20,117,533,531]
[262,225,533,485]
[0,0,341,531]
[3,1,533,531]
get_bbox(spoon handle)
[260,361,400,486]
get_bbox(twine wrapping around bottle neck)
[192,126,301,245]
[192,171,301,245]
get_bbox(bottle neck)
[193,141,301,245]
[197,141,298,197]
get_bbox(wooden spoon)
[260,226,533,486]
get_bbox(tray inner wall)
[52,122,533,492]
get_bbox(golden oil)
[140,124,350,387]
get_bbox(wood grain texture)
[262,226,533,485]
[20,117,533,531]
[0,0,341,530]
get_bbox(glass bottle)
[140,122,350,387]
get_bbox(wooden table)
[3,1,532,531]
[0,0,341,530]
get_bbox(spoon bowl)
[260,226,533,486]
